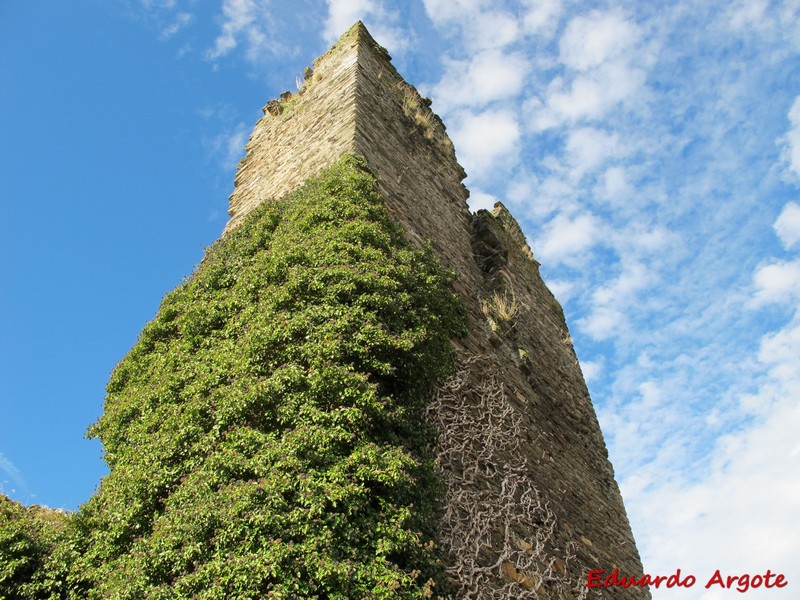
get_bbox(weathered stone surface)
[225,30,360,233]
[224,21,648,599]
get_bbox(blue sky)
[2,1,799,597]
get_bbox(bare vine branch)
[428,356,594,599]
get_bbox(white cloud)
[505,170,539,206]
[593,261,651,306]
[521,0,563,38]
[536,210,601,264]
[559,9,642,72]
[522,173,579,218]
[159,11,192,40]
[727,0,771,31]
[206,0,278,63]
[578,260,652,340]
[467,188,499,212]
[470,10,520,49]
[140,0,177,8]
[223,124,248,170]
[506,169,578,221]
[207,0,255,59]
[726,0,800,49]
[422,0,486,25]
[598,165,634,203]
[774,201,800,249]
[618,205,800,593]
[526,8,650,131]
[530,62,647,130]
[627,225,672,254]
[325,0,375,38]
[450,109,520,178]
[432,49,530,111]
[781,96,800,178]
[127,0,194,45]
[759,316,800,369]
[578,305,625,340]
[565,127,623,179]
[422,0,520,49]
[580,358,602,382]
[544,278,574,303]
[751,260,800,306]
[627,323,800,595]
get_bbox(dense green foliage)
[0,156,465,598]
[0,496,72,599]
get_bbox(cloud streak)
[0,451,30,498]
[781,96,800,179]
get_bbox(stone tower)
[226,22,648,599]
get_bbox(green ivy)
[4,155,465,598]
[0,495,73,599]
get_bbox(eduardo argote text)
[587,568,788,593]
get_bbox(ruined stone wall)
[454,205,646,598]
[224,31,360,233]
[223,22,648,599]
[348,25,491,356]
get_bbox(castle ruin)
[224,22,647,599]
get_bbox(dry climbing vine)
[427,355,593,599]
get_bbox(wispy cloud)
[780,96,800,179]
[423,0,521,49]
[204,121,249,172]
[559,9,642,71]
[527,9,650,131]
[0,451,30,498]
[624,216,800,586]
[207,0,256,59]
[726,0,800,50]
[159,11,192,40]
[139,0,177,8]
[564,126,625,181]
[520,0,562,39]
[206,0,280,64]
[127,0,195,46]
[579,260,652,340]
[430,49,529,112]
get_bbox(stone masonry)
[225,22,648,599]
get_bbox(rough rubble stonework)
[225,22,649,599]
